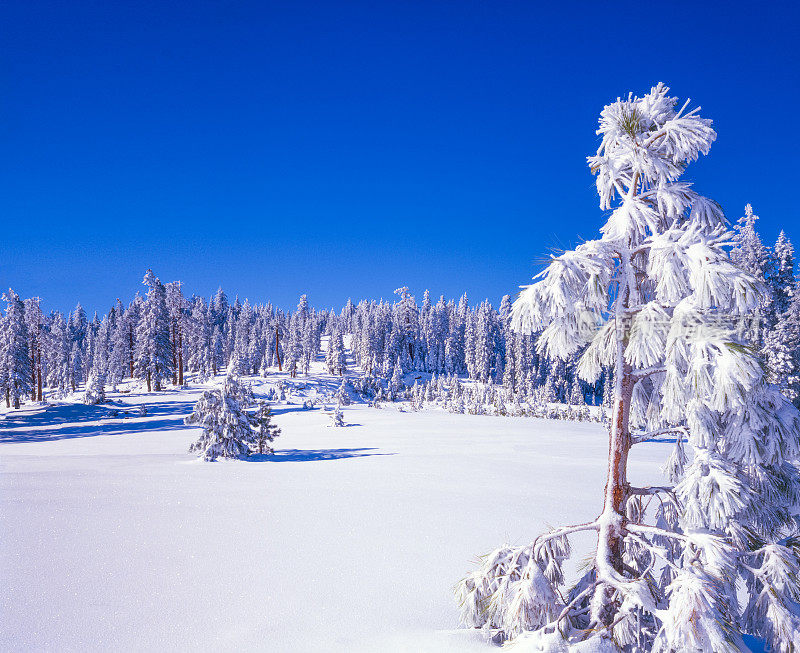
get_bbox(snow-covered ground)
[0,368,675,652]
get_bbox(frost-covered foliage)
[185,374,262,461]
[458,83,800,651]
[253,401,281,455]
[329,404,345,427]
[135,270,173,392]
[2,267,623,409]
[1,289,31,409]
[326,329,346,376]
[83,369,106,405]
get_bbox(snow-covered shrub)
[458,83,800,651]
[335,380,351,406]
[253,401,281,455]
[329,404,345,427]
[83,370,106,405]
[185,375,256,461]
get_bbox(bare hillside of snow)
[1,371,673,652]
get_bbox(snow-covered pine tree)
[767,230,795,320]
[326,329,346,376]
[165,281,186,385]
[457,84,800,651]
[764,282,800,406]
[393,287,418,369]
[389,358,404,398]
[329,403,345,427]
[83,365,106,405]
[503,330,518,393]
[184,297,211,382]
[253,400,281,454]
[45,312,72,398]
[106,299,128,390]
[247,313,265,376]
[731,204,771,345]
[335,379,350,406]
[24,297,44,402]
[731,204,770,281]
[185,373,256,461]
[568,378,585,406]
[84,316,109,404]
[230,299,253,376]
[1,289,32,408]
[135,270,173,391]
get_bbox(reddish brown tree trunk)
[171,320,178,385]
[592,318,634,627]
[31,346,37,401]
[275,330,282,371]
[603,360,632,573]
[177,325,184,386]
[128,326,135,378]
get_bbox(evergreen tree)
[84,316,110,403]
[107,299,129,389]
[46,312,71,398]
[326,329,346,376]
[329,404,345,427]
[458,84,800,650]
[185,374,256,461]
[767,230,795,318]
[230,299,253,375]
[135,270,173,391]
[83,363,106,405]
[1,289,32,408]
[165,281,186,385]
[393,287,418,368]
[23,297,44,402]
[390,358,404,397]
[253,401,281,454]
[763,284,800,405]
[731,204,770,280]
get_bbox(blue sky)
[3,0,798,316]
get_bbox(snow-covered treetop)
[589,82,717,222]
[512,84,762,366]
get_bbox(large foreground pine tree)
[457,84,800,651]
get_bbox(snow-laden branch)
[632,366,667,381]
[626,532,682,574]
[631,426,686,445]
[626,523,688,543]
[532,521,600,558]
[629,485,675,497]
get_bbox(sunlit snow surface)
[1,372,675,652]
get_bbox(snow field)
[1,377,673,652]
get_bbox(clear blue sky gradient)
[3,0,798,316]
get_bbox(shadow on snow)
[0,399,196,443]
[247,448,394,463]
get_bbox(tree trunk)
[31,346,37,401]
[5,388,9,408]
[592,324,633,626]
[129,326,135,378]
[178,326,184,386]
[146,370,152,392]
[275,330,282,371]
[171,320,178,386]
[603,361,632,570]
[37,364,43,402]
